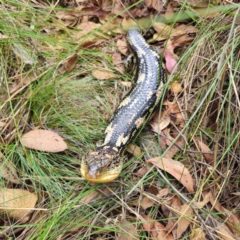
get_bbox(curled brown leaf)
[147,157,194,193]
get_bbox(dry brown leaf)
[147,157,194,193]
[171,34,195,50]
[161,129,185,160]
[187,0,209,7]
[75,22,103,42]
[164,140,183,159]
[144,0,163,11]
[194,191,212,209]
[165,35,192,73]
[162,128,174,146]
[153,23,197,73]
[0,188,37,223]
[59,55,78,74]
[163,100,185,127]
[150,111,171,134]
[92,69,116,80]
[80,188,111,205]
[56,10,79,26]
[10,73,37,94]
[112,52,124,73]
[80,38,106,49]
[117,220,138,240]
[112,0,124,15]
[80,191,99,204]
[116,39,128,55]
[163,100,180,114]
[207,192,240,236]
[153,22,172,40]
[119,81,132,88]
[131,5,149,18]
[0,122,6,128]
[158,115,171,131]
[195,139,214,165]
[162,196,181,237]
[0,33,8,39]
[205,11,220,19]
[158,135,168,151]
[21,129,68,152]
[154,23,197,40]
[190,228,206,240]
[214,221,236,240]
[12,43,36,65]
[140,196,155,210]
[113,1,149,18]
[0,161,21,184]
[141,214,174,240]
[176,204,193,238]
[165,2,174,19]
[156,188,169,198]
[100,20,121,34]
[80,6,109,19]
[76,21,101,34]
[135,166,149,176]
[232,192,240,196]
[174,24,198,35]
[122,18,138,32]
[126,143,142,157]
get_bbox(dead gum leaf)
[150,111,171,134]
[0,122,6,128]
[190,228,206,240]
[112,0,125,15]
[162,130,185,159]
[156,188,169,198]
[136,196,155,210]
[119,81,132,88]
[79,191,99,205]
[0,33,8,39]
[0,162,21,184]
[195,138,214,165]
[10,73,37,94]
[153,22,172,40]
[163,100,185,126]
[194,191,212,209]
[118,220,138,240]
[141,214,174,240]
[116,39,128,55]
[135,166,149,177]
[163,196,181,236]
[112,52,124,73]
[207,192,240,236]
[92,69,116,80]
[214,221,236,240]
[0,188,37,223]
[144,0,163,11]
[59,55,78,74]
[21,129,68,152]
[126,143,142,157]
[164,2,174,19]
[162,128,174,146]
[147,157,194,193]
[176,204,193,238]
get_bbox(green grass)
[0,0,240,239]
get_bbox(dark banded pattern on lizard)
[81,28,165,183]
